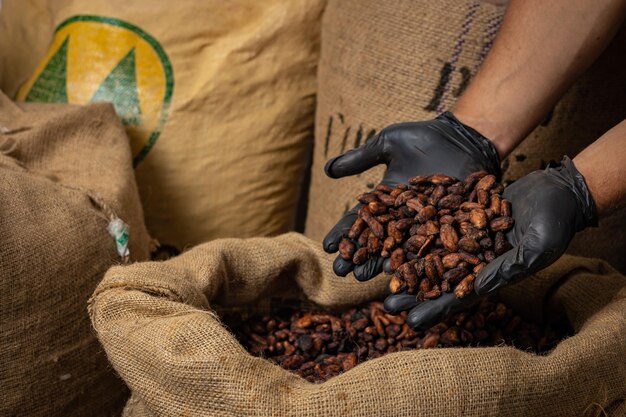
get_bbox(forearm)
[453,0,626,158]
[573,120,626,217]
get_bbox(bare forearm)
[574,120,626,217]
[453,0,626,158]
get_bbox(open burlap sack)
[1,0,325,249]
[306,0,626,273]
[0,91,150,417]
[89,233,626,417]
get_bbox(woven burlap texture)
[89,232,626,417]
[0,0,326,249]
[0,91,150,417]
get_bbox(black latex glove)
[385,156,598,330]
[323,112,501,280]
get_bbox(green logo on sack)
[17,15,174,166]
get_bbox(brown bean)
[358,228,370,247]
[458,236,481,253]
[423,286,442,300]
[357,192,379,204]
[417,235,435,257]
[439,214,455,225]
[353,247,369,265]
[368,201,387,215]
[416,205,437,223]
[405,234,428,252]
[367,234,381,253]
[389,275,405,294]
[428,185,447,206]
[390,248,406,271]
[432,254,445,278]
[375,184,394,193]
[376,213,395,224]
[477,189,490,206]
[475,174,496,191]
[501,199,512,217]
[424,256,439,283]
[442,253,462,269]
[406,197,425,212]
[395,190,416,207]
[440,223,459,252]
[382,236,396,256]
[424,220,439,236]
[491,183,505,195]
[360,206,385,238]
[454,274,476,299]
[394,217,414,231]
[348,218,366,240]
[490,216,514,232]
[387,221,403,244]
[408,175,429,185]
[459,252,480,265]
[454,211,470,223]
[490,194,502,216]
[438,194,464,209]
[460,202,485,211]
[378,193,396,206]
[479,237,493,249]
[421,333,440,348]
[443,267,468,285]
[470,209,488,229]
[428,174,456,185]
[338,239,356,260]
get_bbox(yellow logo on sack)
[17,15,174,165]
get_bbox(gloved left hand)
[323,112,501,281]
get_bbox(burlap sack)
[0,0,325,248]
[305,0,626,273]
[89,233,626,416]
[0,91,151,417]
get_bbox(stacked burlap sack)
[0,0,326,249]
[305,0,626,273]
[0,92,150,416]
[89,233,626,416]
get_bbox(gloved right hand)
[384,156,598,330]
[323,112,501,281]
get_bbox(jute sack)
[305,0,626,273]
[0,91,151,417]
[89,233,626,417]
[0,0,325,249]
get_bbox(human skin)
[453,0,626,216]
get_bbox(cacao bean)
[224,297,570,383]
[338,239,356,261]
[346,171,514,301]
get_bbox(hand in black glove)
[385,156,598,330]
[322,112,501,281]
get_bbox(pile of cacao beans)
[222,299,570,383]
[339,171,514,300]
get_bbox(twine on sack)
[88,192,131,263]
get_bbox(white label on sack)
[107,217,130,258]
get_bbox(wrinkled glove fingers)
[405,292,478,331]
[384,293,420,314]
[323,205,360,253]
[333,255,354,277]
[324,133,385,178]
[353,256,386,282]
